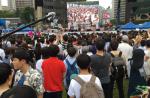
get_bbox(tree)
[0,10,17,18]
[110,19,125,25]
[20,7,34,23]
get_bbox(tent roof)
[137,22,150,29]
[121,22,136,29]
[17,24,33,32]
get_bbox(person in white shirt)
[0,48,5,61]
[68,54,103,98]
[36,47,50,74]
[118,35,133,77]
[2,40,11,48]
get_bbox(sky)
[87,0,112,9]
[1,0,112,9]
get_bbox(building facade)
[16,0,34,10]
[0,0,2,10]
[112,0,126,22]
[43,0,67,28]
[126,0,150,22]
[8,0,16,11]
[0,0,16,11]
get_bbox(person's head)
[0,63,13,86]
[63,34,68,42]
[67,47,77,57]
[48,45,59,57]
[132,49,145,69]
[49,35,55,43]
[41,47,50,59]
[10,39,16,45]
[82,46,89,54]
[1,85,37,98]
[146,40,150,48]
[140,40,146,47]
[77,54,91,70]
[95,38,105,51]
[122,35,129,43]
[110,39,119,51]
[12,48,30,70]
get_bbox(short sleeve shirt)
[13,67,44,94]
[68,74,103,98]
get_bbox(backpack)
[74,75,104,98]
[65,59,78,88]
[111,52,125,79]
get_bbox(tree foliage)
[0,7,34,24]
[19,7,34,23]
[0,10,17,18]
[110,19,126,25]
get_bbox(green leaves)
[20,7,35,23]
[0,10,17,18]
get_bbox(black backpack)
[110,52,125,79]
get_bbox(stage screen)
[67,1,100,31]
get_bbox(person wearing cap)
[11,48,44,98]
[118,35,133,77]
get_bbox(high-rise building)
[43,0,67,28]
[113,0,150,23]
[112,0,126,22]
[16,0,34,10]
[8,0,16,11]
[0,0,16,11]
[0,0,2,10]
[126,0,150,22]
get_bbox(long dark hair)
[131,49,145,70]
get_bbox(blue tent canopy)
[21,27,33,32]
[121,22,136,29]
[17,24,33,32]
[2,28,13,33]
[138,22,150,29]
[0,19,6,26]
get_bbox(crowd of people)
[67,6,99,31]
[0,30,150,98]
